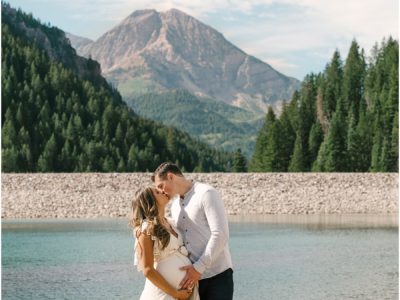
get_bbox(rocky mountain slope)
[68,8,300,115]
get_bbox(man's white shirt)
[169,182,233,279]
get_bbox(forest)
[250,38,398,172]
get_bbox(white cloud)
[264,57,299,75]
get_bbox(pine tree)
[390,112,398,172]
[115,123,124,145]
[2,147,19,172]
[102,156,116,172]
[320,102,347,172]
[296,74,317,170]
[232,149,247,172]
[342,39,365,125]
[312,136,328,172]
[379,137,392,171]
[279,105,296,171]
[117,157,126,172]
[60,140,74,172]
[127,144,139,171]
[322,50,343,119]
[249,107,276,171]
[358,113,373,171]
[370,125,383,172]
[263,122,283,171]
[2,118,17,148]
[19,143,33,171]
[37,134,58,172]
[308,121,324,164]
[86,141,101,171]
[289,132,306,172]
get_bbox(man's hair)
[151,162,183,182]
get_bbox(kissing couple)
[130,162,234,300]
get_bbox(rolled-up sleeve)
[193,189,229,274]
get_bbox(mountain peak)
[163,8,191,17]
[128,9,157,18]
[70,8,300,114]
[121,9,158,26]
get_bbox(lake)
[2,215,398,299]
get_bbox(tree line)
[250,38,398,172]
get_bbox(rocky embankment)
[1,173,398,219]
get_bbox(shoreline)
[2,214,398,228]
[1,173,398,219]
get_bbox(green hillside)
[128,90,264,157]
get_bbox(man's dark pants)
[198,268,234,300]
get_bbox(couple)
[130,162,234,300]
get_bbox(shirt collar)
[180,181,195,199]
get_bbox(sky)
[5,0,399,80]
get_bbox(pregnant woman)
[130,187,199,300]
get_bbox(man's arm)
[193,188,229,274]
[179,188,230,289]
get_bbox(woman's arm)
[137,232,191,300]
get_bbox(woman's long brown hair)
[129,186,170,250]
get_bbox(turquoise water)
[2,215,398,300]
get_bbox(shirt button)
[185,229,188,232]
[183,216,185,219]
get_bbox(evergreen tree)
[37,134,58,172]
[322,50,343,119]
[2,147,19,172]
[249,107,276,171]
[390,112,398,172]
[289,132,306,172]
[127,145,139,171]
[232,149,247,172]
[263,122,284,171]
[296,74,318,170]
[279,104,296,171]
[320,105,347,171]
[342,39,365,124]
[60,140,74,172]
[102,156,116,172]
[308,121,324,164]
[2,118,17,148]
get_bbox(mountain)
[66,33,93,49]
[69,8,300,115]
[1,3,235,172]
[129,90,264,157]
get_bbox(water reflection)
[228,214,398,230]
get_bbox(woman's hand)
[175,288,192,300]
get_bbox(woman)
[130,187,199,300]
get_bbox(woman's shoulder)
[135,220,157,241]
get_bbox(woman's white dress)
[134,220,199,300]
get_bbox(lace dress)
[134,219,199,300]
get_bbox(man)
[152,162,234,300]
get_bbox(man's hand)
[179,265,201,289]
